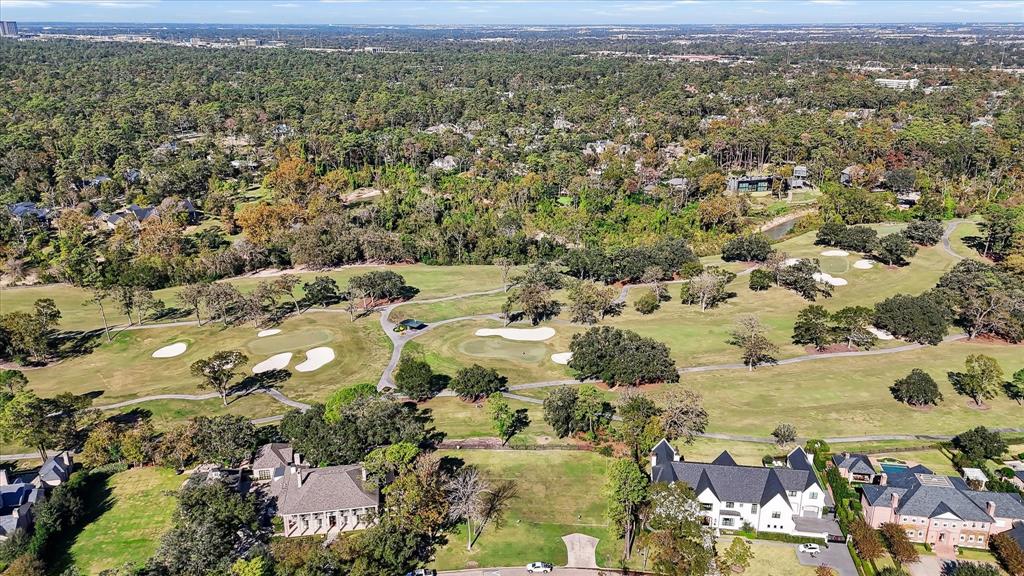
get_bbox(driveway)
[561,533,599,569]
[795,543,857,576]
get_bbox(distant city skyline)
[1,0,1022,26]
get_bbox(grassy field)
[21,312,390,404]
[55,467,181,575]
[432,449,618,570]
[716,539,816,576]
[420,396,565,446]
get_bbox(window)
[751,504,758,513]
[959,535,965,541]
[978,538,984,546]
[771,512,781,519]
[257,469,270,480]
[725,502,735,509]
[722,518,734,527]
[968,536,974,542]
[808,492,818,500]
[787,491,798,497]
[700,503,713,511]
[918,531,923,537]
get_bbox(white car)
[798,543,821,554]
[526,562,553,573]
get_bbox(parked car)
[526,562,553,573]
[405,570,436,576]
[798,543,821,554]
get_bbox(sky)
[1,0,1022,26]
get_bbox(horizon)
[2,0,1022,26]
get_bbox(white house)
[650,439,838,539]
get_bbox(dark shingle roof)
[712,451,738,466]
[831,453,876,476]
[862,473,1024,523]
[38,452,71,484]
[268,465,378,515]
[253,443,294,470]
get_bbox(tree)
[660,388,708,444]
[451,365,507,401]
[363,442,421,488]
[0,299,61,362]
[873,233,918,266]
[273,274,302,315]
[203,283,243,325]
[849,517,885,562]
[935,260,1024,343]
[394,357,438,400]
[946,563,1001,576]
[0,391,93,460]
[873,293,950,345]
[192,415,257,467]
[487,393,529,445]
[831,306,878,350]
[88,286,114,342]
[680,267,736,311]
[792,305,833,351]
[634,289,660,315]
[302,276,340,308]
[574,384,613,439]
[566,280,619,324]
[190,351,248,406]
[646,482,717,576]
[748,268,773,291]
[494,257,515,292]
[952,426,1007,462]
[814,567,836,576]
[568,326,679,387]
[178,283,209,327]
[879,522,919,566]
[721,537,753,573]
[903,220,943,246]
[348,270,412,303]
[890,369,943,407]
[1007,368,1024,405]
[0,370,28,395]
[991,532,1024,576]
[606,458,649,558]
[948,354,1003,407]
[777,259,831,301]
[542,386,580,438]
[729,315,779,370]
[617,392,661,462]
[722,233,772,262]
[772,423,797,446]
[506,281,560,325]
[446,466,486,551]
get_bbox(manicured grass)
[22,312,390,404]
[64,467,182,575]
[390,291,509,324]
[420,396,563,446]
[716,539,816,576]
[947,220,985,261]
[432,449,614,570]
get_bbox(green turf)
[432,449,614,570]
[420,396,562,445]
[723,540,816,576]
[246,328,335,355]
[63,467,182,575]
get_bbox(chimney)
[879,472,888,486]
[986,501,996,518]
[843,451,850,459]
[362,467,368,482]
[296,470,304,488]
[0,469,8,486]
[61,452,72,466]
[294,452,302,466]
[891,492,900,510]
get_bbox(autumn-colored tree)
[235,202,305,247]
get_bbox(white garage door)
[802,506,819,516]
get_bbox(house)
[840,165,859,186]
[830,452,877,484]
[35,452,72,487]
[861,465,1024,554]
[875,78,919,90]
[789,165,810,189]
[94,198,199,230]
[0,452,74,541]
[961,468,988,489]
[650,439,838,539]
[429,155,458,171]
[252,443,299,481]
[1007,521,1024,548]
[8,201,55,224]
[268,464,379,537]
[727,175,773,194]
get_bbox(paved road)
[940,219,968,261]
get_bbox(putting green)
[819,256,851,275]
[246,329,334,355]
[458,338,549,363]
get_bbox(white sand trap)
[252,352,292,374]
[813,272,848,287]
[853,259,875,270]
[475,327,556,341]
[821,249,850,257]
[295,347,335,372]
[257,328,282,338]
[152,342,187,358]
[867,326,896,340]
[551,352,573,365]
[782,258,802,267]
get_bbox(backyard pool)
[880,462,908,475]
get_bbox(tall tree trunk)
[98,302,111,343]
[466,519,473,550]
[195,307,203,326]
[291,295,300,315]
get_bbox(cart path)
[940,218,968,261]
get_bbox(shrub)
[451,365,507,401]
[904,220,943,245]
[890,369,943,406]
[634,290,660,315]
[749,268,773,291]
[722,234,773,262]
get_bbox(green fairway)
[432,449,616,570]
[390,291,508,324]
[21,312,390,404]
[420,396,563,445]
[62,467,181,575]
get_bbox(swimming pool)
[880,463,908,475]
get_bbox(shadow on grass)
[45,471,115,575]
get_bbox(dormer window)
[787,490,798,497]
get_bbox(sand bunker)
[551,352,573,365]
[781,258,802,267]
[152,342,188,358]
[853,259,874,270]
[252,352,292,374]
[295,347,335,372]
[257,328,282,338]
[812,272,848,287]
[867,326,896,340]
[820,249,850,257]
[475,327,556,341]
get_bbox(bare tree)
[494,257,515,292]
[87,287,112,342]
[446,466,487,551]
[660,389,709,444]
[274,274,301,315]
[179,283,210,326]
[728,315,779,371]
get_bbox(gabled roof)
[861,472,1024,523]
[268,465,378,515]
[38,452,72,484]
[711,451,737,466]
[831,453,876,477]
[253,443,294,470]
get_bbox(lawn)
[57,466,182,575]
[419,395,564,446]
[715,539,816,576]
[432,449,617,570]
[22,312,390,404]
